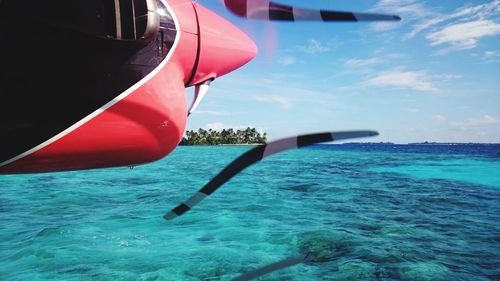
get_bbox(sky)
[187,0,500,144]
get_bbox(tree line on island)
[180,127,267,145]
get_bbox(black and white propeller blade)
[223,0,401,22]
[231,253,311,281]
[164,130,378,220]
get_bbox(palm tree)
[179,127,266,145]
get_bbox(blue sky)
[187,0,500,143]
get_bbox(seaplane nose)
[189,3,257,85]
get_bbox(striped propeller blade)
[231,253,311,281]
[164,130,378,220]
[223,0,401,22]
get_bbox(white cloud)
[433,74,463,81]
[433,114,446,122]
[366,69,437,92]
[373,0,433,17]
[196,110,231,116]
[204,122,249,131]
[427,20,500,53]
[452,115,499,130]
[344,58,384,68]
[216,74,339,109]
[298,39,329,54]
[253,95,294,109]
[371,22,401,32]
[371,0,500,54]
[278,56,296,66]
[484,50,500,57]
[371,0,435,31]
[407,1,500,39]
[480,50,500,63]
[204,122,268,135]
[407,108,419,113]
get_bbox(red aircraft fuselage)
[0,0,257,174]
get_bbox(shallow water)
[1,144,499,280]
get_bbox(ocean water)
[1,144,499,281]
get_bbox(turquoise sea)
[1,144,499,280]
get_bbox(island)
[179,127,267,145]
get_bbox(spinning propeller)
[180,1,399,279]
[165,130,378,219]
[222,0,401,22]
[165,130,378,280]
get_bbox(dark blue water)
[1,144,499,280]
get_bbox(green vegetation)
[180,127,267,145]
